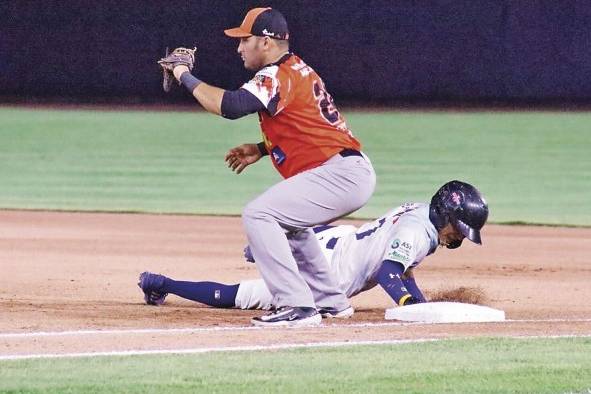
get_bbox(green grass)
[0,108,590,225]
[1,337,590,393]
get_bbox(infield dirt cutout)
[1,210,590,357]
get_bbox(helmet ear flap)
[429,200,448,231]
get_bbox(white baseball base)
[385,302,505,323]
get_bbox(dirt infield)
[1,210,590,357]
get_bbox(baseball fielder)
[157,8,376,326]
[139,181,489,317]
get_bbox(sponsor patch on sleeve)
[386,237,414,266]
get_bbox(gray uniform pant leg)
[242,154,376,309]
[287,228,344,310]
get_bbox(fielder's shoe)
[251,306,321,327]
[137,271,168,305]
[318,305,355,319]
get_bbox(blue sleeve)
[221,88,265,120]
[376,260,412,306]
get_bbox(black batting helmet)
[429,180,489,246]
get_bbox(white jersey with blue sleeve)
[235,203,439,309]
[330,203,439,297]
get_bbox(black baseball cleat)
[251,306,321,327]
[318,305,354,319]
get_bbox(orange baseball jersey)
[240,54,361,179]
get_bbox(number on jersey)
[313,81,340,125]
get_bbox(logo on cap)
[262,29,277,37]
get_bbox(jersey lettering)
[354,204,418,242]
[313,81,340,125]
[290,60,313,77]
[355,218,386,240]
[326,237,339,249]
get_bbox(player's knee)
[242,200,268,223]
[242,202,267,231]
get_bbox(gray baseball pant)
[242,153,376,309]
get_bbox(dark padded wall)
[1,0,590,104]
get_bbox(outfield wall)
[2,1,590,104]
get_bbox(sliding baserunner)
[138,181,488,324]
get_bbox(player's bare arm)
[224,142,268,174]
[172,65,225,115]
[159,50,265,119]
[170,64,264,118]
[160,34,287,119]
[156,47,224,113]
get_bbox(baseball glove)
[157,47,196,92]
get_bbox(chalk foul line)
[1,318,591,339]
[2,334,591,361]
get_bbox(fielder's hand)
[157,47,196,92]
[225,143,262,174]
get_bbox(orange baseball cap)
[224,8,289,40]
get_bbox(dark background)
[2,0,590,106]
